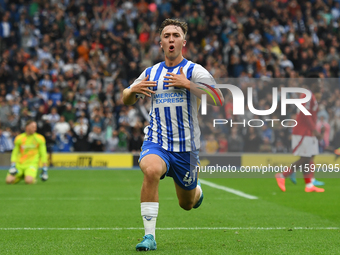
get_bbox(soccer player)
[275,74,324,192]
[6,120,48,184]
[122,19,223,251]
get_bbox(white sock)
[306,183,314,188]
[196,184,202,198]
[141,202,159,239]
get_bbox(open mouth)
[169,45,175,52]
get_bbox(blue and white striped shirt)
[129,58,216,152]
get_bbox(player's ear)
[160,41,162,48]
[183,40,187,47]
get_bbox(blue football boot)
[136,234,157,251]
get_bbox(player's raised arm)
[123,74,157,105]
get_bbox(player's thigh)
[173,180,196,205]
[169,151,199,205]
[24,166,38,183]
[139,154,167,179]
[168,150,199,190]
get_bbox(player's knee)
[6,175,15,184]
[6,178,14,184]
[179,201,194,211]
[143,166,163,180]
[25,177,35,184]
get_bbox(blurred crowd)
[0,0,340,154]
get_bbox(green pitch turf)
[0,170,339,254]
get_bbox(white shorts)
[291,135,319,157]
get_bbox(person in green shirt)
[6,120,48,184]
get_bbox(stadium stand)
[0,0,340,153]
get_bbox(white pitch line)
[0,197,240,201]
[0,198,152,201]
[0,198,138,201]
[0,227,338,231]
[200,179,258,200]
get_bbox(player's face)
[26,122,37,135]
[160,25,186,62]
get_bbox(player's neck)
[164,55,184,67]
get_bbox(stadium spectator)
[90,114,104,131]
[70,121,90,152]
[38,85,50,103]
[329,115,340,145]
[39,74,54,91]
[244,127,262,153]
[228,127,244,152]
[117,106,130,128]
[205,134,219,154]
[5,113,19,132]
[0,12,12,49]
[0,98,11,121]
[128,128,143,153]
[0,127,13,152]
[218,133,228,153]
[77,40,90,62]
[259,137,273,153]
[46,107,60,129]
[49,86,63,107]
[37,115,55,166]
[117,126,129,152]
[62,103,77,123]
[106,130,119,152]
[88,126,105,152]
[272,139,288,153]
[261,124,274,144]
[103,111,116,136]
[54,116,71,137]
[19,108,32,132]
[316,115,331,152]
[55,132,73,152]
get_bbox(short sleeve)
[191,64,217,88]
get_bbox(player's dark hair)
[159,19,188,38]
[25,119,35,127]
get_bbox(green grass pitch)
[0,170,339,254]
